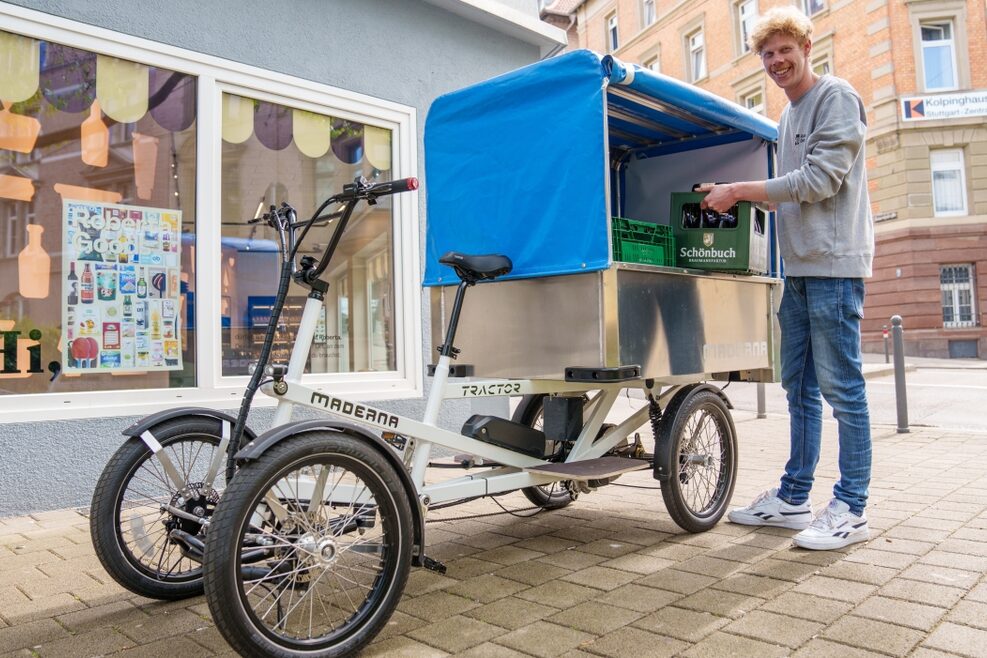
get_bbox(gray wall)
[1,0,539,515]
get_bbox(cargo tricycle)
[90,50,781,657]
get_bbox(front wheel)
[203,432,413,658]
[656,388,737,533]
[90,416,225,599]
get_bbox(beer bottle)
[80,263,94,304]
[137,268,147,299]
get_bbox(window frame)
[803,0,826,16]
[940,264,977,328]
[908,1,970,93]
[919,20,958,92]
[0,5,423,422]
[686,28,706,82]
[930,148,968,217]
[606,12,619,53]
[734,0,758,56]
[642,0,656,27]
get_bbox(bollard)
[883,324,889,364]
[891,315,909,433]
[756,382,766,419]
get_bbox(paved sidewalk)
[2,412,987,657]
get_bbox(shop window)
[803,0,826,15]
[920,21,958,91]
[0,29,197,394]
[940,265,976,328]
[642,0,656,27]
[931,149,967,217]
[606,13,619,53]
[735,0,758,55]
[687,29,706,82]
[219,93,396,376]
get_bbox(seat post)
[438,279,473,359]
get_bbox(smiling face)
[760,32,816,102]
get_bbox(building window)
[642,0,656,27]
[812,54,831,76]
[643,54,660,72]
[688,29,706,82]
[220,94,397,376]
[920,21,958,91]
[941,265,976,328]
[0,9,419,418]
[931,149,967,217]
[606,13,619,53]
[736,0,758,55]
[740,88,765,114]
[804,0,826,15]
[0,29,198,395]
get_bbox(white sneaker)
[793,498,869,550]
[727,488,813,530]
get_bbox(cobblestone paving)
[2,411,986,657]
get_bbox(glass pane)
[921,23,951,41]
[219,94,395,376]
[0,31,196,395]
[933,170,964,212]
[923,44,955,89]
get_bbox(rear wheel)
[656,389,737,533]
[204,432,412,658]
[90,416,225,599]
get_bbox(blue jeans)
[777,276,871,516]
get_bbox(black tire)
[203,432,413,658]
[90,416,225,599]
[512,394,576,510]
[656,389,737,533]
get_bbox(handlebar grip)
[369,177,419,196]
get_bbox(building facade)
[548,0,987,358]
[0,0,564,515]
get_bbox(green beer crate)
[670,192,768,274]
[611,217,675,267]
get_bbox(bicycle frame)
[256,293,680,505]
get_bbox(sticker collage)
[62,201,183,373]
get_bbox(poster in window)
[62,200,182,373]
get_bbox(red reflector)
[406,177,419,190]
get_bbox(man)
[699,5,874,550]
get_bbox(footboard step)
[526,457,650,481]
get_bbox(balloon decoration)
[222,93,253,144]
[40,42,97,113]
[148,68,196,133]
[292,108,332,158]
[254,100,293,151]
[0,31,40,102]
[365,125,391,171]
[331,118,363,164]
[96,54,149,123]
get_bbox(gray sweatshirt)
[764,75,874,278]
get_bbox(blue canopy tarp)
[423,49,777,286]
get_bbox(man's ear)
[803,39,812,57]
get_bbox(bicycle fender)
[235,419,426,565]
[123,407,255,444]
[653,383,731,482]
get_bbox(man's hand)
[698,183,738,213]
[697,181,773,213]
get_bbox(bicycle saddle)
[439,251,513,283]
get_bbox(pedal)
[421,555,447,574]
[526,456,650,481]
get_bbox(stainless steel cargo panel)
[429,264,781,382]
